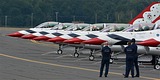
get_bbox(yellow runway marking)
[0,53,159,80]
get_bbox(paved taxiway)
[0,28,159,80]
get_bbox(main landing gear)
[73,48,95,61]
[74,47,79,58]
[89,50,95,61]
[57,44,63,54]
[154,55,160,70]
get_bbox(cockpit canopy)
[123,23,158,32]
[35,22,59,28]
[51,23,74,30]
[91,23,106,31]
[75,23,91,31]
[64,23,90,31]
[101,23,129,32]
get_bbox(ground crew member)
[124,41,134,78]
[131,38,140,77]
[99,42,112,77]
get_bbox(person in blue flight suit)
[131,38,140,77]
[124,41,134,78]
[99,42,112,77]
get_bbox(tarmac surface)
[0,28,159,80]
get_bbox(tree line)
[0,0,158,27]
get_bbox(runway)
[0,28,159,80]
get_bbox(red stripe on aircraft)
[33,36,50,41]
[63,38,84,44]
[152,16,160,23]
[137,39,160,47]
[82,38,106,45]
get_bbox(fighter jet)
[20,23,76,39]
[7,21,60,37]
[83,23,160,46]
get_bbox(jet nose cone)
[63,38,84,44]
[21,34,36,39]
[33,36,50,41]
[82,38,106,45]
[7,32,23,37]
[47,37,66,42]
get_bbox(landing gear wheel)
[154,56,160,69]
[110,58,113,64]
[74,52,79,58]
[89,55,95,61]
[155,64,160,70]
[138,62,141,66]
[57,49,63,54]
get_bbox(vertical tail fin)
[129,2,160,25]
